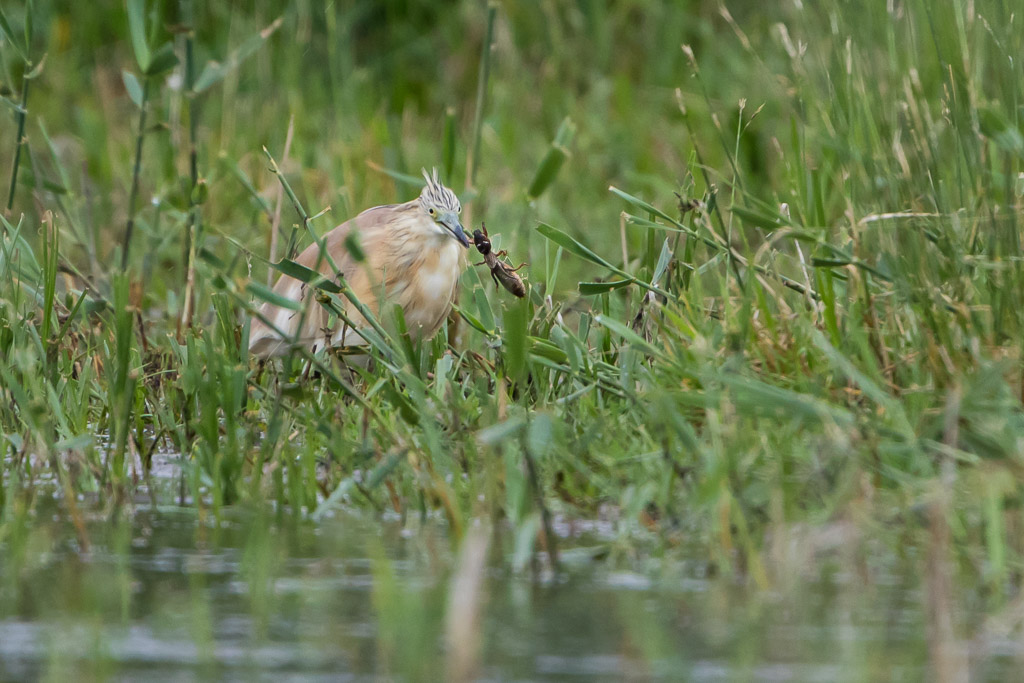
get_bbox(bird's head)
[418,168,470,248]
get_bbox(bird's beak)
[442,213,471,248]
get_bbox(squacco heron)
[248,169,470,358]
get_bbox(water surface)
[0,486,1018,681]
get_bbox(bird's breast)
[388,236,465,336]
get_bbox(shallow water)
[0,490,1020,681]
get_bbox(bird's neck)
[380,206,466,274]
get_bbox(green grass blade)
[125,0,151,71]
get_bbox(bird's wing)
[247,203,406,358]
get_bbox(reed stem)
[121,77,151,271]
[466,2,497,191]
[5,73,29,212]
[179,0,199,333]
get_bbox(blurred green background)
[4,0,856,292]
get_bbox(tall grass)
[0,0,1022,615]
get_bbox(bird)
[247,169,470,359]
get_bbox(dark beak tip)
[451,223,471,248]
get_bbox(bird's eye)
[428,207,436,216]
[457,205,462,214]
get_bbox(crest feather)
[418,167,460,213]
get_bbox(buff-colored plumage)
[248,170,469,358]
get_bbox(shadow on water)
[1,468,1021,682]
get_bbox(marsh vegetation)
[2,0,1023,679]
